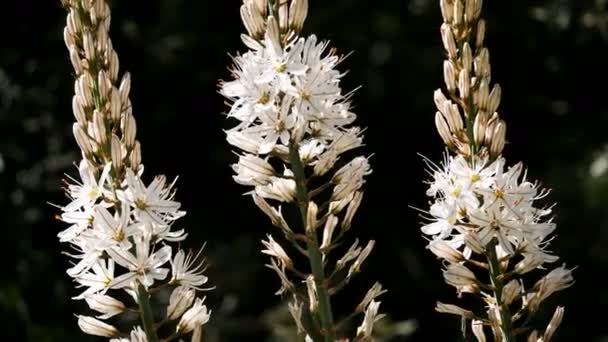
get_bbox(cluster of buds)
[58,1,211,340]
[422,1,573,341]
[221,1,383,341]
[434,0,506,159]
[241,0,308,41]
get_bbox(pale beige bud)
[476,19,486,48]
[515,253,545,274]
[77,315,119,337]
[95,0,108,18]
[435,302,474,319]
[443,60,458,92]
[109,50,119,82]
[119,72,131,105]
[96,25,108,54]
[306,201,318,233]
[440,24,458,59]
[83,31,95,61]
[69,47,83,75]
[348,240,374,277]
[484,112,499,145]
[487,84,502,114]
[501,279,521,305]
[241,5,265,40]
[342,191,363,232]
[357,282,386,313]
[462,42,473,72]
[90,2,99,26]
[476,78,490,110]
[72,95,87,125]
[321,215,338,250]
[252,194,292,233]
[92,110,107,145]
[446,102,464,131]
[73,123,95,156]
[464,233,486,254]
[527,330,539,342]
[68,9,81,34]
[109,88,121,122]
[266,16,281,52]
[336,239,361,271]
[288,0,308,33]
[111,134,123,171]
[64,26,76,48]
[262,234,293,269]
[176,297,210,334]
[123,112,137,149]
[129,140,141,169]
[288,296,305,333]
[458,68,470,99]
[490,121,506,157]
[305,275,318,312]
[473,111,489,146]
[543,306,565,342]
[278,0,289,31]
[472,319,486,342]
[434,89,449,111]
[97,70,110,100]
[453,0,464,25]
[252,0,267,15]
[443,263,478,290]
[435,111,454,146]
[465,0,477,23]
[77,74,94,108]
[84,294,125,319]
[440,0,454,23]
[429,240,464,263]
[474,0,484,20]
[475,48,491,80]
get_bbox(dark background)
[2,0,608,341]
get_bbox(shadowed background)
[1,0,608,341]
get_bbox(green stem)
[288,143,336,342]
[486,240,515,342]
[137,283,160,342]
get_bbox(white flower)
[58,206,95,242]
[176,297,211,334]
[107,232,172,289]
[84,293,125,319]
[73,258,115,299]
[170,249,209,290]
[63,160,111,212]
[77,315,119,337]
[356,301,384,339]
[232,154,277,186]
[91,204,138,249]
[167,285,195,320]
[121,169,185,225]
[421,201,458,238]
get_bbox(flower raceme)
[220,2,382,341]
[58,0,211,340]
[421,0,573,341]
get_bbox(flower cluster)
[59,0,210,340]
[421,0,573,340]
[220,2,382,340]
[421,157,573,340]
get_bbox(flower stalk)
[289,144,335,341]
[421,0,574,341]
[137,282,161,342]
[57,0,212,340]
[221,1,383,340]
